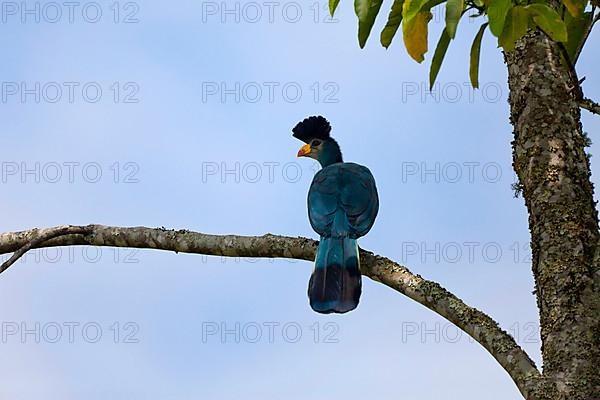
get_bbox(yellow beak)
[297,143,312,157]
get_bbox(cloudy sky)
[0,1,599,399]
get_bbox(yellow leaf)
[562,0,586,16]
[403,11,432,62]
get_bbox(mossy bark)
[506,30,600,399]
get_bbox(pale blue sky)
[0,1,599,399]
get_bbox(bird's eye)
[312,140,322,147]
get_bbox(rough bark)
[506,31,600,399]
[0,224,541,397]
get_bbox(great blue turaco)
[293,116,379,314]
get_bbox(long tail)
[308,236,361,314]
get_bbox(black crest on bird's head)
[292,116,331,143]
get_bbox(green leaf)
[355,0,370,19]
[403,0,429,21]
[429,28,451,89]
[526,3,568,42]
[422,0,447,10]
[562,0,587,17]
[564,11,593,64]
[498,5,530,51]
[329,0,341,16]
[445,0,464,38]
[355,0,385,48]
[470,22,488,88]
[402,10,433,62]
[487,0,512,37]
[380,0,405,48]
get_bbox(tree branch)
[579,97,600,116]
[0,224,541,397]
[0,225,93,274]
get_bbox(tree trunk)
[506,30,600,399]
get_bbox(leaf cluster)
[331,0,597,87]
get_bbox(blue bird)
[293,116,379,314]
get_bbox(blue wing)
[307,162,379,238]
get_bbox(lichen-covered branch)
[578,97,600,116]
[0,225,93,273]
[0,224,541,397]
